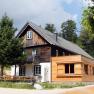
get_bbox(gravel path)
[0,85,94,94]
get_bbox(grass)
[0,81,34,89]
[39,82,86,89]
[0,81,88,89]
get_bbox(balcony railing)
[27,54,50,63]
[0,76,33,81]
[27,54,41,63]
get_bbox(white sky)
[0,0,90,32]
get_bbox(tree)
[81,5,94,57]
[60,20,77,43]
[45,24,56,33]
[0,14,25,76]
[82,7,94,33]
[78,28,94,57]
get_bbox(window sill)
[26,38,32,40]
[57,74,82,78]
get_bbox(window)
[90,66,92,75]
[65,64,69,74]
[34,65,41,75]
[32,48,37,55]
[19,65,26,76]
[65,64,74,74]
[92,67,94,75]
[26,31,32,39]
[56,50,59,56]
[84,65,88,75]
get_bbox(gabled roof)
[17,22,93,59]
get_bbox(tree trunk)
[1,65,4,76]
[14,64,16,76]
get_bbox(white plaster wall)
[11,65,19,76]
[10,63,51,82]
[40,62,51,82]
[25,64,33,76]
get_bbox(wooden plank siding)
[19,26,51,63]
[51,55,94,82]
[81,56,94,82]
[20,26,48,47]
[25,46,51,63]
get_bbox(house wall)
[40,62,51,82]
[11,64,33,77]
[51,55,83,82]
[20,26,47,47]
[25,64,33,76]
[81,56,94,81]
[51,55,94,82]
[10,63,51,82]
[25,46,51,62]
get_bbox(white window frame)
[26,31,32,39]
[34,65,41,75]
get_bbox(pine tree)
[0,14,25,76]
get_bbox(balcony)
[27,54,50,63]
[23,40,46,47]
[27,54,40,63]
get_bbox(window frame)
[84,64,88,75]
[65,64,74,74]
[26,31,32,39]
[34,65,41,76]
[93,67,94,75]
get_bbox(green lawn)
[0,81,34,89]
[0,81,87,89]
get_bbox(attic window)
[26,31,32,39]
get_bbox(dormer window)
[26,31,32,39]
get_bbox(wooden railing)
[0,76,33,81]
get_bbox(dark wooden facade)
[19,26,75,63]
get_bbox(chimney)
[54,33,58,41]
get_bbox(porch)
[11,62,51,82]
[0,75,33,82]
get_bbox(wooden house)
[11,22,94,82]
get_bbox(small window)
[32,48,37,55]
[70,64,74,73]
[65,64,74,74]
[56,50,58,56]
[26,31,32,39]
[65,64,69,74]
[84,65,88,75]
[19,65,26,76]
[92,67,94,75]
[34,65,41,75]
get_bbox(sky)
[0,0,91,32]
